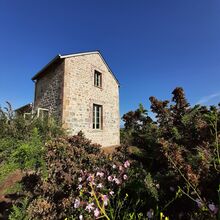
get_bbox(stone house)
[31,51,120,147]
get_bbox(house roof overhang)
[31,51,120,86]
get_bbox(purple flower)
[195,198,203,208]
[208,203,218,214]
[74,199,80,208]
[94,208,100,218]
[96,172,104,177]
[124,160,130,168]
[108,175,113,182]
[85,203,95,213]
[123,174,128,180]
[102,195,109,206]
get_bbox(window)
[94,70,102,87]
[93,104,102,129]
[37,108,49,119]
[24,113,32,120]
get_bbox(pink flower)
[94,208,100,218]
[87,174,94,182]
[108,175,113,182]
[109,191,114,196]
[74,199,80,208]
[102,195,109,206]
[96,172,104,177]
[123,174,128,180]
[113,176,120,185]
[124,160,130,168]
[119,165,123,171]
[85,203,95,213]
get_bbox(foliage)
[122,87,219,219]
[0,102,64,183]
[8,197,29,220]
[1,88,219,220]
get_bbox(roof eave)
[31,54,61,81]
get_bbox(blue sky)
[0,0,220,118]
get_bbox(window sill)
[94,85,103,89]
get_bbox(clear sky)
[0,0,220,118]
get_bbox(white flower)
[123,174,128,180]
[96,172,104,177]
[77,184,82,190]
[147,209,154,219]
[97,183,103,188]
[109,191,114,196]
[79,214,83,220]
[74,199,80,208]
[112,164,116,169]
[78,177,82,182]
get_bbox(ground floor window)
[37,108,49,119]
[93,104,102,129]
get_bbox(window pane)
[93,104,102,129]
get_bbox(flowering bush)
[70,160,131,219]
[17,133,137,219]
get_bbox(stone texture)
[34,60,64,121]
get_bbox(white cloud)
[196,92,220,105]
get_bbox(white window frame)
[93,104,102,130]
[37,108,49,118]
[23,113,32,119]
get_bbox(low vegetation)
[0,88,219,219]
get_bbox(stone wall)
[34,60,64,120]
[62,54,120,147]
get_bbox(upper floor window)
[94,70,102,88]
[93,104,102,129]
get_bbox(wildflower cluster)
[72,160,131,219]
